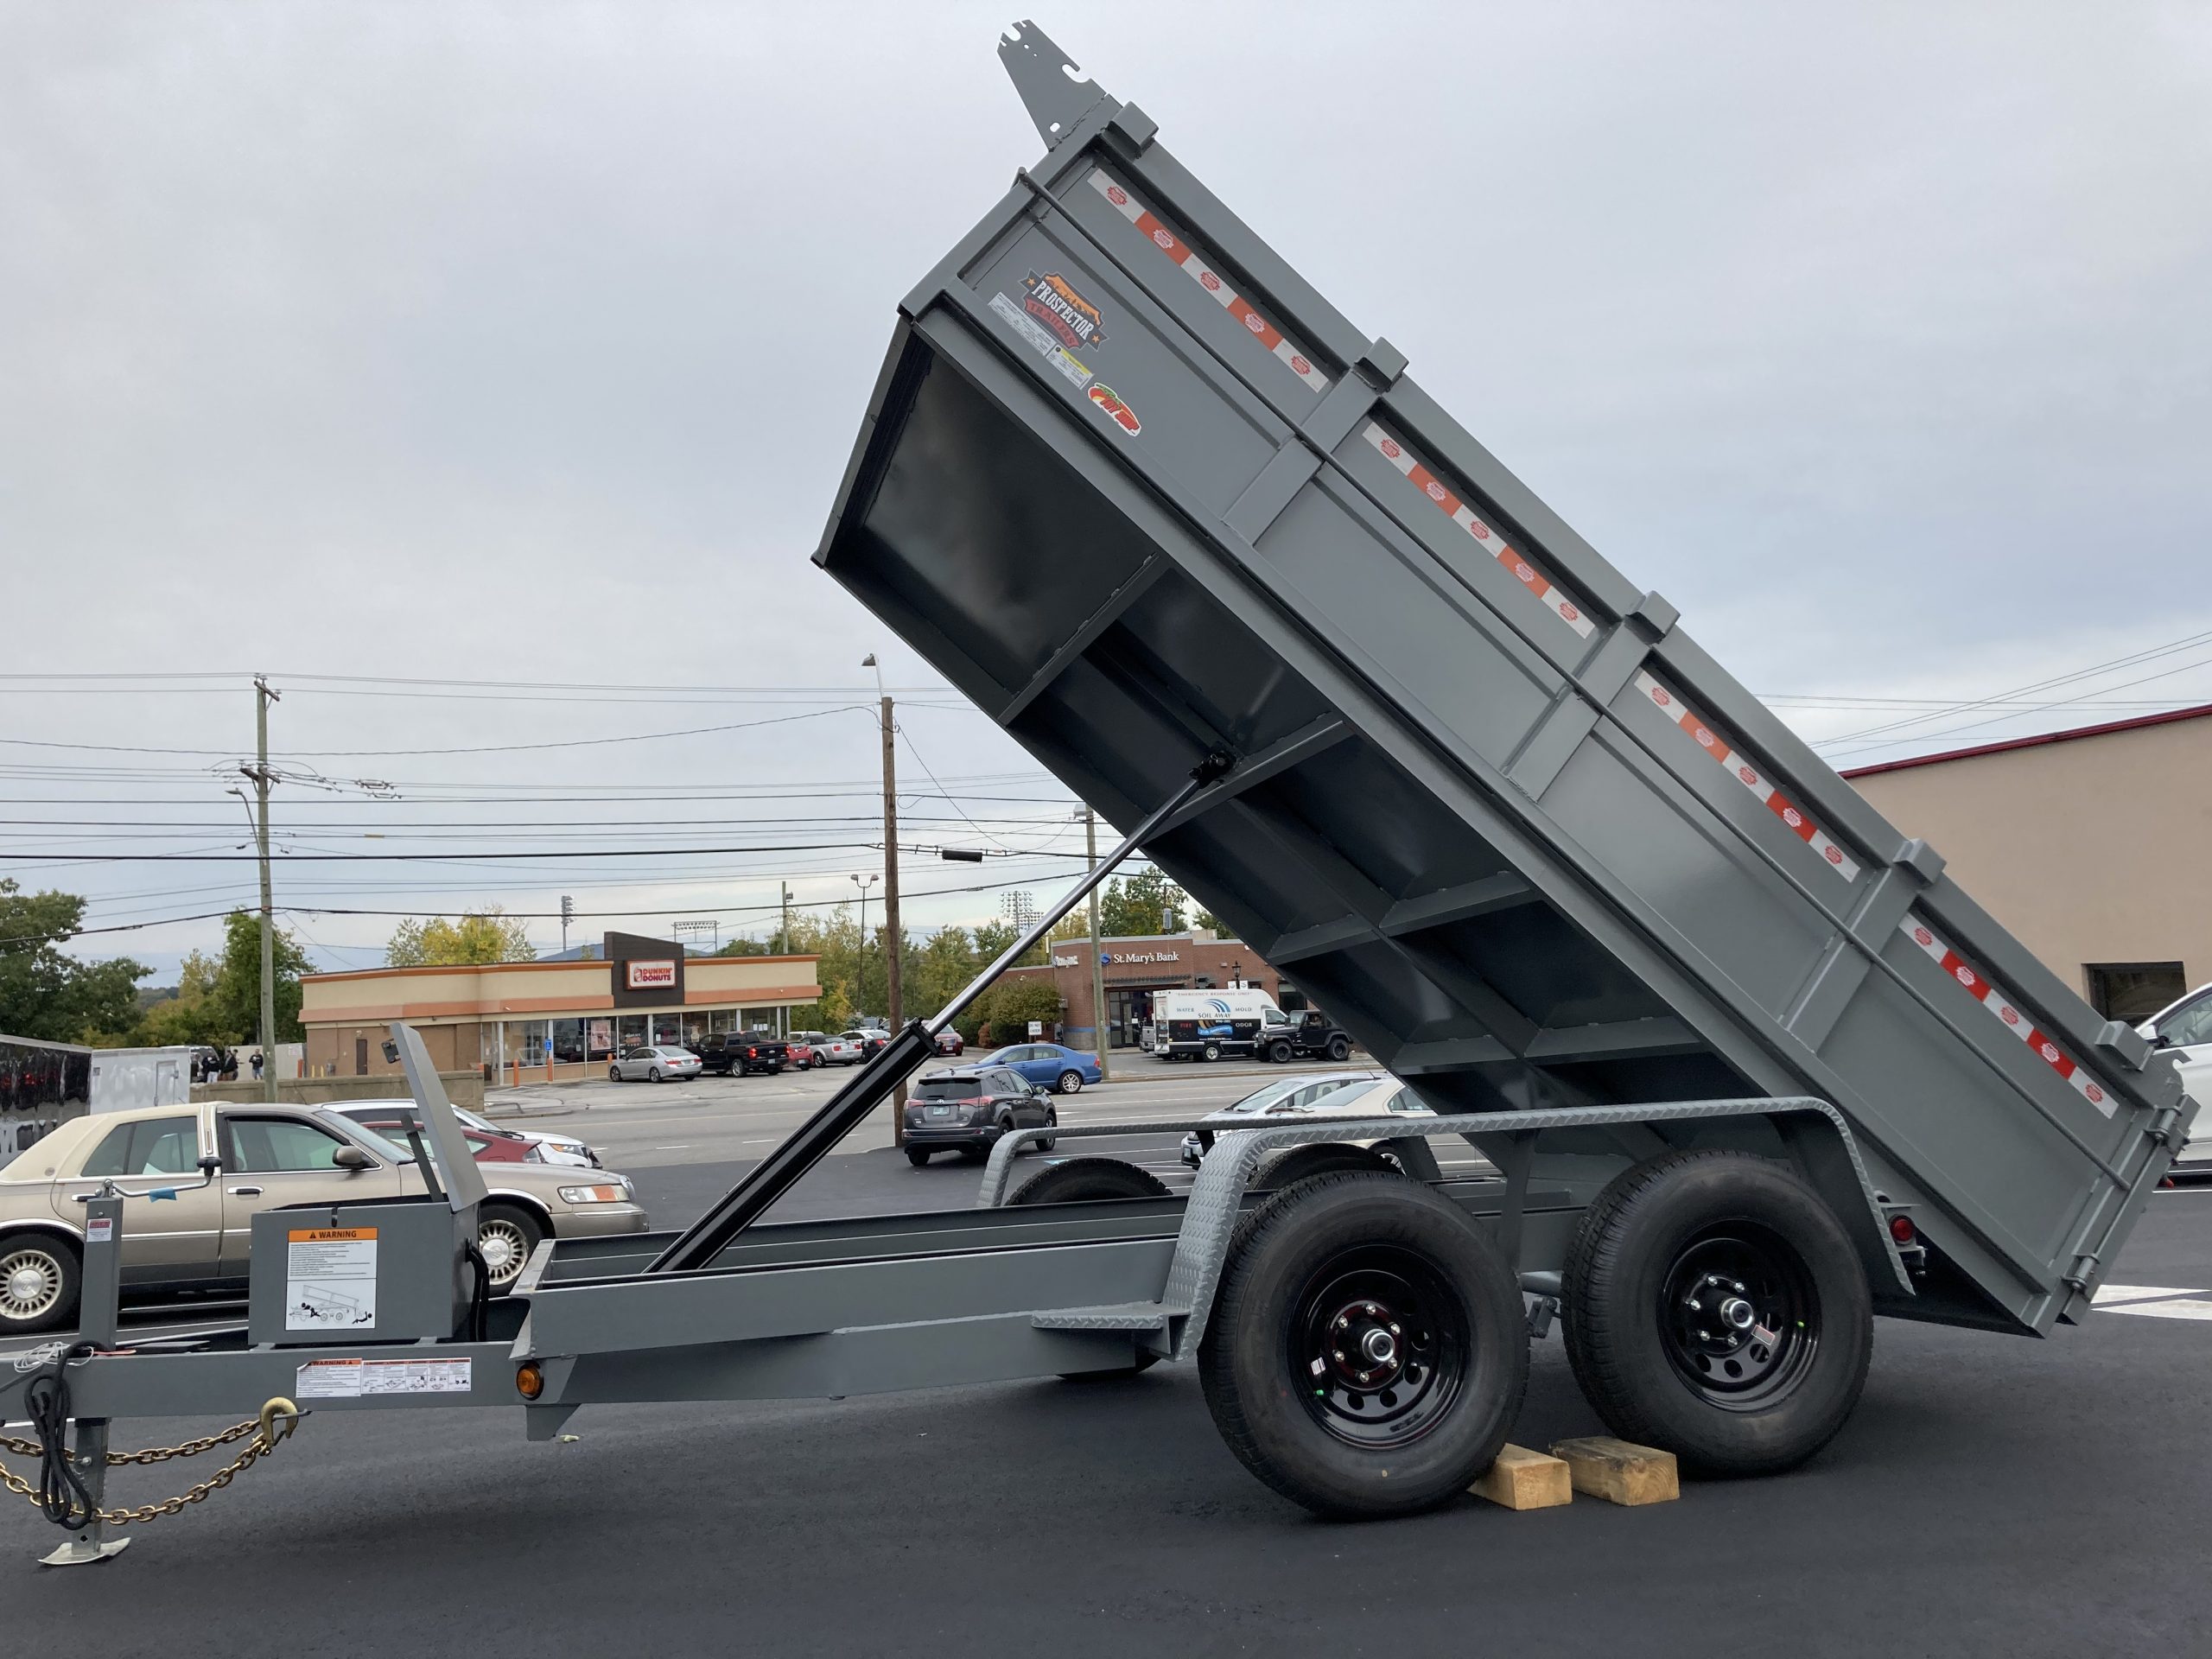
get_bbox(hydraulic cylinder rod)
[644,753,1234,1274]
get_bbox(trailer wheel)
[1007,1158,1171,1205]
[1199,1172,1526,1518]
[1560,1150,1872,1478]
[1256,1143,1400,1190]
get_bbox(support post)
[41,1192,126,1566]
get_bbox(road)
[3,1083,2210,1654]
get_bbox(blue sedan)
[979,1042,1103,1094]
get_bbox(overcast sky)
[3,2,2208,983]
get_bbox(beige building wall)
[1846,711,2212,1012]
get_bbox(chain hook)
[257,1396,301,1452]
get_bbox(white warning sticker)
[85,1217,114,1244]
[988,291,1095,389]
[294,1357,474,1398]
[285,1227,378,1332]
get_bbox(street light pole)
[850,873,877,1016]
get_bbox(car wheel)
[1038,1109,1058,1153]
[608,1065,622,1082]
[1560,1150,1872,1478]
[474,1205,546,1291]
[0,1236,80,1334]
[1202,1041,1221,1062]
[648,1066,663,1084]
[1057,1069,1084,1096]
[1199,1172,1527,1518]
[1327,1036,1351,1062]
[906,1147,933,1167]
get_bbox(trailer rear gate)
[820,24,2188,1339]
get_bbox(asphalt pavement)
[4,1122,2210,1654]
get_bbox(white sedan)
[1180,1072,1429,1166]
[608,1046,702,1083]
[2139,983,2212,1177]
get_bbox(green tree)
[967,976,1065,1048]
[0,880,149,1043]
[132,950,233,1046]
[205,911,316,1045]
[1193,907,1237,940]
[1097,868,1188,938]
[386,907,535,967]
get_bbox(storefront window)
[681,1013,712,1049]
[651,1013,683,1047]
[587,1018,613,1061]
[551,1019,585,1064]
[617,1014,647,1052]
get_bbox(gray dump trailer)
[6,24,2194,1560]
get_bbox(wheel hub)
[4,1254,58,1315]
[1660,1233,1817,1408]
[1294,1256,1467,1449]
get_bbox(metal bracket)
[999,20,1110,149]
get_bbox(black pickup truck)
[696,1030,789,1077]
[1255,1010,1353,1065]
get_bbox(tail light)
[1888,1213,1916,1245]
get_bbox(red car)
[785,1039,817,1071]
[934,1030,964,1056]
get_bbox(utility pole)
[560,894,574,956]
[1080,806,1110,1083]
[779,881,791,954]
[866,652,907,1141]
[246,677,281,1102]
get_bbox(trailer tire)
[1199,1172,1526,1518]
[0,1234,79,1334]
[1256,1143,1400,1190]
[1007,1158,1171,1205]
[1560,1149,1872,1478]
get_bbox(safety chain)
[0,1397,302,1528]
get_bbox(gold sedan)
[0,1099,647,1336]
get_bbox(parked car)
[609,1045,703,1083]
[978,1042,1103,1095]
[934,1029,965,1056]
[900,1065,1057,1166]
[842,1028,892,1060]
[692,1032,791,1077]
[0,1099,649,1332]
[2139,983,2212,1177]
[325,1106,597,1167]
[785,1038,817,1071]
[1179,1071,1418,1166]
[798,1032,862,1066]
[332,1106,535,1163]
[1255,1009,1355,1065]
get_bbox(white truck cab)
[2139,983,2212,1175]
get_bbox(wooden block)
[1548,1436,1680,1506]
[1469,1444,1573,1510]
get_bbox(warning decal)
[989,290,1093,390]
[285,1226,378,1332]
[295,1357,474,1400]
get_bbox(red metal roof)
[1840,702,2212,779]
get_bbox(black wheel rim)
[1657,1224,1820,1410]
[1288,1246,1470,1449]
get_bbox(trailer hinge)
[999,20,1110,149]
[2146,1104,2183,1153]
[2062,1253,2100,1294]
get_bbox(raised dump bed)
[818,21,2190,1354]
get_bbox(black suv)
[902,1065,1057,1166]
[1257,1010,1353,1065]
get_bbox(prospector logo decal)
[1087,384,1141,435]
[1020,270,1107,353]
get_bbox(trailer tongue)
[10,22,2195,1554]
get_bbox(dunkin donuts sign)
[625,959,677,990]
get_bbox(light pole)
[864,652,906,1135]
[1075,806,1110,1082]
[851,873,878,1018]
